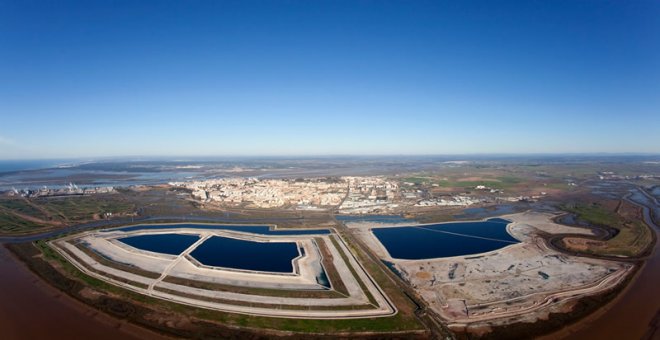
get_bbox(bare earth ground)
[351,211,634,335]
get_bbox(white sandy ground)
[352,211,633,327]
[51,226,395,319]
[89,229,324,288]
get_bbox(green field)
[0,212,45,234]
[34,195,136,221]
[0,198,56,234]
[560,203,653,257]
[402,174,524,190]
[0,198,51,219]
[0,195,137,234]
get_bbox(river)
[0,245,169,340]
[546,187,660,340]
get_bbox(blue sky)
[1,1,658,159]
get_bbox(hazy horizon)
[2,152,660,163]
[2,1,658,158]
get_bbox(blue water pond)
[117,233,200,255]
[190,236,300,273]
[373,218,518,260]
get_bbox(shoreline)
[0,244,172,340]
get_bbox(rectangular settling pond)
[117,233,200,256]
[108,223,330,236]
[190,236,299,273]
[373,218,518,260]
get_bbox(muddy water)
[0,246,166,340]
[549,189,660,340]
